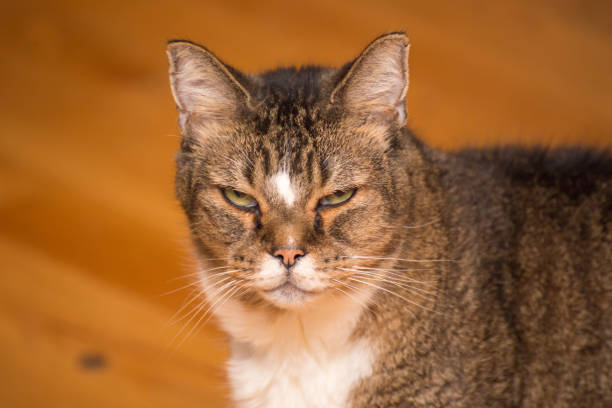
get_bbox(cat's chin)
[260,282,319,309]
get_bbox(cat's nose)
[272,247,305,268]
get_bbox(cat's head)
[167,33,415,310]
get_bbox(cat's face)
[168,34,411,309]
[178,117,401,309]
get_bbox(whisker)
[167,265,234,282]
[343,255,456,263]
[170,276,233,328]
[332,287,369,309]
[165,276,236,328]
[165,269,238,328]
[167,296,207,328]
[347,271,439,303]
[163,288,201,328]
[338,266,439,284]
[167,298,208,347]
[338,269,438,295]
[168,279,237,350]
[349,265,435,274]
[347,276,436,315]
[159,280,202,297]
[376,219,440,230]
[172,284,242,351]
[335,278,376,302]
[207,269,246,279]
[171,267,245,283]
[401,219,440,229]
[199,275,236,293]
[330,279,370,309]
[193,257,234,262]
[204,286,248,323]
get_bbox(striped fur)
[167,33,611,407]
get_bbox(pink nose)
[273,248,305,267]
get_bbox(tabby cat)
[166,32,611,407]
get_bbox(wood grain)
[1,0,611,406]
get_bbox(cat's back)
[447,146,612,276]
[443,146,612,244]
[455,146,612,197]
[438,146,612,407]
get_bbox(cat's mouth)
[262,281,316,308]
[264,281,307,293]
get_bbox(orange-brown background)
[1,1,611,407]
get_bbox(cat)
[166,32,611,407]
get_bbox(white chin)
[262,282,316,309]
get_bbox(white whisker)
[330,279,370,309]
[159,280,202,297]
[167,265,234,282]
[164,288,201,327]
[168,278,235,346]
[339,268,438,295]
[401,219,440,229]
[199,275,236,293]
[338,266,438,285]
[343,255,456,263]
[349,265,435,274]
[173,284,242,351]
[347,271,439,304]
[194,257,234,262]
[347,276,436,315]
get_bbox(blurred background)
[1,0,611,406]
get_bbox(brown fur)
[167,33,611,407]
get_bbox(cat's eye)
[319,189,356,207]
[222,187,258,209]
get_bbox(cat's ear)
[331,32,410,126]
[167,41,252,130]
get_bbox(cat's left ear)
[166,40,252,132]
[331,32,410,126]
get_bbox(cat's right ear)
[330,32,410,126]
[166,41,252,131]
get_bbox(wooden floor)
[1,0,611,406]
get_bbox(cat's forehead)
[197,67,387,201]
[219,108,378,203]
[245,134,371,209]
[267,169,298,207]
[247,135,321,207]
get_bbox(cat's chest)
[227,340,373,408]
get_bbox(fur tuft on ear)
[331,32,410,126]
[166,41,252,130]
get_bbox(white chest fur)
[210,291,375,408]
[228,337,372,408]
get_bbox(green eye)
[320,189,356,207]
[222,187,258,209]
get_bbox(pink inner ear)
[168,43,251,121]
[332,35,409,126]
[171,61,239,117]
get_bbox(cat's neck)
[217,290,377,408]
[210,286,375,353]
